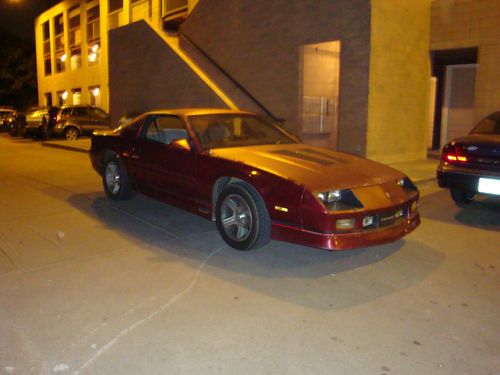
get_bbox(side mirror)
[169,138,192,152]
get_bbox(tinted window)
[141,115,188,144]
[74,107,89,116]
[61,108,72,116]
[92,107,107,119]
[189,114,297,149]
[471,112,500,135]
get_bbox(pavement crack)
[73,245,225,374]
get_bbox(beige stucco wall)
[431,0,500,123]
[35,0,110,111]
[367,0,431,163]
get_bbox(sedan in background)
[437,111,500,204]
[90,109,420,251]
[24,106,50,138]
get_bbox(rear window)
[61,108,73,116]
[471,112,500,135]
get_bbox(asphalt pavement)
[1,134,498,375]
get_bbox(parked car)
[437,111,500,204]
[24,106,50,138]
[0,106,16,132]
[53,105,110,140]
[9,111,25,136]
[90,109,420,251]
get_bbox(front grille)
[363,207,408,230]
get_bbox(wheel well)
[64,125,79,134]
[102,149,117,164]
[211,176,245,220]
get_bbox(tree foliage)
[0,28,37,110]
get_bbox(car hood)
[210,143,406,191]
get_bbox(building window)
[42,21,51,76]
[58,90,69,106]
[89,86,101,107]
[54,14,65,73]
[163,0,187,17]
[87,5,100,66]
[72,88,82,105]
[131,0,151,22]
[68,6,81,70]
[45,92,53,107]
[109,0,124,30]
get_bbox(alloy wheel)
[220,193,253,242]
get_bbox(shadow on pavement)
[67,192,444,311]
[420,189,500,231]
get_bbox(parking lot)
[0,134,499,375]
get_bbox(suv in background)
[0,106,16,132]
[53,105,110,140]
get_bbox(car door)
[73,107,94,132]
[128,114,197,203]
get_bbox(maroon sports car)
[90,109,420,251]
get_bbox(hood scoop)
[270,148,348,167]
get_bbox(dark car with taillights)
[90,109,420,251]
[437,111,500,204]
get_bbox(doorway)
[440,64,477,146]
[431,47,477,149]
[299,41,341,149]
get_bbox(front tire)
[103,155,133,200]
[450,188,474,204]
[215,182,270,250]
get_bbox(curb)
[42,141,89,154]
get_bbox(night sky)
[0,0,61,41]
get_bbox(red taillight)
[443,145,468,163]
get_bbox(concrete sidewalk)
[42,137,439,182]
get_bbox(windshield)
[471,112,500,135]
[188,114,297,149]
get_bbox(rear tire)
[215,182,270,250]
[450,188,474,204]
[103,154,133,200]
[64,127,79,141]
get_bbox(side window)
[142,115,188,144]
[74,107,89,117]
[92,107,107,119]
[61,108,72,116]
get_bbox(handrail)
[177,31,284,124]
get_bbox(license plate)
[478,178,500,195]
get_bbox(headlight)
[397,177,417,190]
[317,189,342,203]
[316,189,363,211]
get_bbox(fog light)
[362,215,374,227]
[336,218,355,230]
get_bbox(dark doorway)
[431,47,477,150]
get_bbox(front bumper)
[271,202,420,251]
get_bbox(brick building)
[35,0,499,162]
